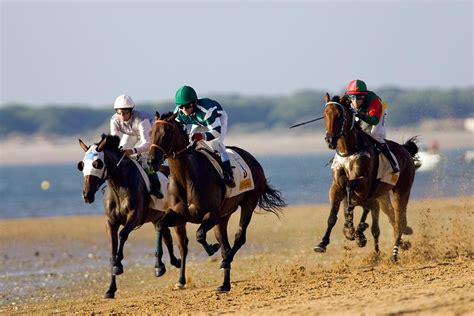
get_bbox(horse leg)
[390,192,410,262]
[196,212,220,256]
[173,224,188,289]
[380,192,413,235]
[154,223,168,277]
[105,219,119,299]
[370,206,381,253]
[115,210,140,275]
[164,226,182,268]
[343,182,357,240]
[355,207,370,248]
[213,215,232,293]
[314,185,343,253]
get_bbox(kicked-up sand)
[1,196,473,314]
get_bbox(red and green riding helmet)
[346,79,368,95]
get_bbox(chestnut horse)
[314,94,418,261]
[78,134,186,298]
[148,112,286,292]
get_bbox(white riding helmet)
[113,94,135,109]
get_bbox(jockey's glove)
[191,133,205,142]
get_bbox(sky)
[1,0,473,107]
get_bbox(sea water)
[0,150,472,219]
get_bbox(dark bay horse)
[148,112,287,292]
[314,94,418,261]
[78,134,186,298]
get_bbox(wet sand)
[1,196,473,314]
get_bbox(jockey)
[110,94,164,198]
[345,79,399,173]
[173,85,236,188]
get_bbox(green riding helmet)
[175,85,198,105]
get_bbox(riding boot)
[222,160,236,188]
[148,172,164,199]
[378,142,399,173]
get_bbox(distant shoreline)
[0,129,472,166]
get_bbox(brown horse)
[78,134,186,298]
[314,94,418,261]
[148,112,286,292]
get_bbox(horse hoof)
[170,258,182,268]
[174,283,185,290]
[390,255,399,263]
[400,240,412,251]
[113,265,123,275]
[343,227,355,241]
[209,243,220,256]
[155,264,166,277]
[216,284,230,293]
[104,291,115,299]
[356,236,367,248]
[314,244,326,253]
[403,226,414,235]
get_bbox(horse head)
[149,111,189,171]
[323,93,354,149]
[77,134,121,203]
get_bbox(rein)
[324,101,355,139]
[151,119,193,159]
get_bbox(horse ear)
[97,137,107,152]
[324,93,330,104]
[78,139,89,152]
[155,111,160,121]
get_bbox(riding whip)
[289,116,324,129]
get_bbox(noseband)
[151,120,191,159]
[324,101,355,140]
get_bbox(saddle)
[195,144,254,198]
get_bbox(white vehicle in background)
[415,141,441,172]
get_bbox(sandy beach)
[1,196,473,314]
[1,129,473,166]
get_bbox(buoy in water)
[41,180,50,190]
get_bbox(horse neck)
[103,150,130,188]
[337,129,358,155]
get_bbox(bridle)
[150,120,193,159]
[324,101,355,140]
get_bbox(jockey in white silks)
[110,94,163,198]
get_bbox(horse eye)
[77,161,84,171]
[92,159,104,169]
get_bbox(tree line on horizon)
[0,87,473,138]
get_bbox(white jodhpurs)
[190,111,230,162]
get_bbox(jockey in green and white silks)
[173,85,236,188]
[110,94,164,198]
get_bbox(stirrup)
[224,174,236,188]
[150,189,164,199]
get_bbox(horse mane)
[160,111,176,120]
[97,134,121,153]
[159,112,188,139]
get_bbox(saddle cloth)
[130,159,168,211]
[331,150,400,185]
[197,147,255,198]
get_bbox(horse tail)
[257,180,287,217]
[403,136,419,157]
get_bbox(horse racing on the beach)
[148,111,287,292]
[314,93,419,261]
[77,135,186,299]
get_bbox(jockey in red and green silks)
[345,79,399,173]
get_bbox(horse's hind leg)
[355,207,370,248]
[391,192,410,262]
[379,192,413,235]
[370,207,381,253]
[213,214,232,292]
[196,212,220,256]
[105,220,119,299]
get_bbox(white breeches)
[191,111,229,161]
[360,112,387,143]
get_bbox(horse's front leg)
[115,210,140,275]
[314,183,344,253]
[196,211,220,256]
[105,219,119,299]
[213,215,232,292]
[155,224,181,277]
[343,181,356,240]
[173,224,188,289]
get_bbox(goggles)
[349,95,364,101]
[179,103,193,110]
[115,109,132,115]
